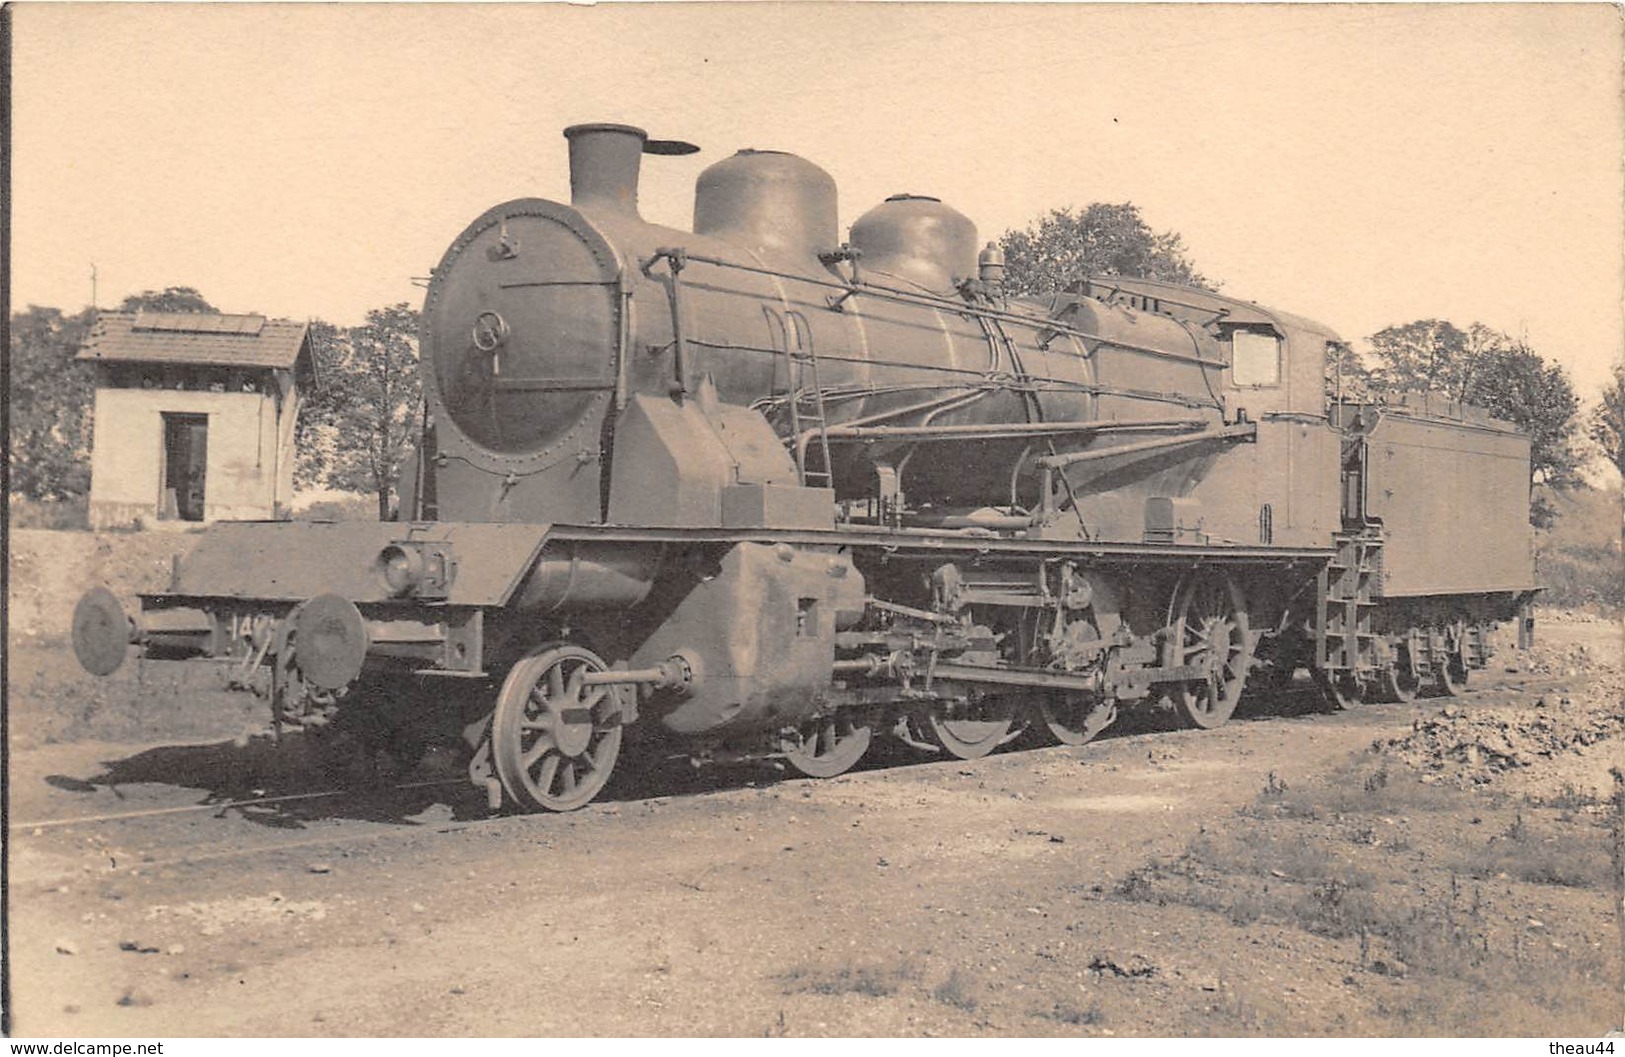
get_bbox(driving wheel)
[782,712,871,778]
[1171,574,1251,729]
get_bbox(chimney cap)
[563,123,698,156]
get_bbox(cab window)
[1230,329,1281,387]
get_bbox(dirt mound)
[1504,633,1619,678]
[7,529,197,643]
[1382,674,1624,795]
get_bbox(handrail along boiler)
[71,123,1541,811]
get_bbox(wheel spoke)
[522,736,553,769]
[534,753,560,796]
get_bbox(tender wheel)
[492,644,624,812]
[782,712,871,778]
[1381,639,1421,704]
[1436,654,1467,696]
[1036,694,1116,746]
[1314,669,1368,709]
[927,696,1023,760]
[1171,575,1251,729]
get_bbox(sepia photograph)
[5,2,1624,1041]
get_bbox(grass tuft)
[931,969,979,1012]
[778,960,917,999]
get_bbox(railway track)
[11,671,1558,870]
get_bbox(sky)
[10,3,1624,401]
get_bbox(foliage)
[116,287,218,314]
[1464,343,1583,526]
[9,496,90,531]
[1536,543,1625,609]
[1325,340,1376,403]
[998,202,1212,296]
[8,305,98,500]
[292,319,346,490]
[1356,319,1584,527]
[295,304,422,519]
[1589,361,1625,479]
[1365,319,1505,403]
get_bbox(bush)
[1536,543,1625,609]
[291,493,379,522]
[9,496,89,530]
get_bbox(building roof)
[77,311,312,371]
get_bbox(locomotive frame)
[71,122,1541,812]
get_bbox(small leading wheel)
[492,644,625,812]
[1036,694,1116,746]
[1171,574,1251,730]
[1381,640,1422,704]
[782,712,871,778]
[928,696,1023,760]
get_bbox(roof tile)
[78,312,310,370]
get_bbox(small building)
[77,311,318,529]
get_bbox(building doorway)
[161,413,208,521]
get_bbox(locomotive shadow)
[603,678,1337,803]
[46,733,490,827]
[39,678,1340,826]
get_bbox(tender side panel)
[1362,413,1535,596]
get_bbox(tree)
[8,306,97,499]
[117,287,217,314]
[998,202,1213,296]
[1463,342,1584,528]
[1325,339,1376,403]
[313,304,422,519]
[1365,319,1505,402]
[292,319,346,490]
[1589,361,1625,480]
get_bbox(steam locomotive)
[71,123,1540,811]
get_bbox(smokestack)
[564,123,649,216]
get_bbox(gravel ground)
[6,531,1622,1037]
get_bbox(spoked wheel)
[927,696,1024,760]
[1429,625,1468,696]
[1381,640,1422,704]
[1314,669,1367,709]
[492,644,625,812]
[782,712,872,778]
[1171,574,1251,729]
[1436,653,1468,696]
[1036,693,1116,746]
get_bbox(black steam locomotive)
[72,123,1539,811]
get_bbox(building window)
[1230,329,1281,387]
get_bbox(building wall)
[87,388,297,529]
